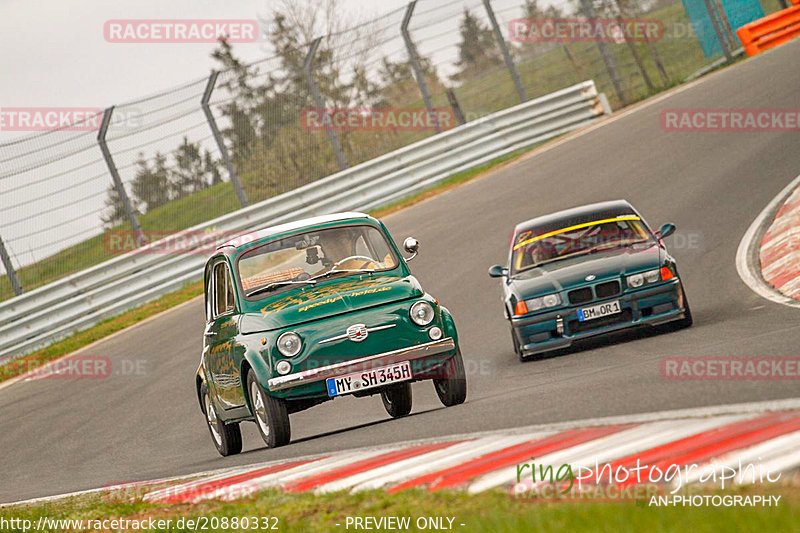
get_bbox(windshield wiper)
[246,279,316,297]
[310,268,375,281]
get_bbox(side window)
[213,262,235,317]
[205,267,214,322]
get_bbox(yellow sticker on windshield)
[512,215,641,251]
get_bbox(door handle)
[204,330,216,337]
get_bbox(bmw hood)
[511,244,663,298]
[240,275,424,333]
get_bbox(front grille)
[568,287,593,304]
[568,309,632,333]
[595,280,621,299]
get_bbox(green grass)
[1,487,797,532]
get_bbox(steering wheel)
[332,255,377,270]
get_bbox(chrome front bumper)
[266,337,456,392]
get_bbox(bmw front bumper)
[511,279,687,355]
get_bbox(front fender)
[440,305,459,347]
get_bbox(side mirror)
[488,265,508,278]
[403,237,419,261]
[657,223,676,239]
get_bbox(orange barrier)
[736,4,800,56]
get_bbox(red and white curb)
[761,182,800,300]
[138,401,800,504]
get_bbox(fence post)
[0,235,22,296]
[402,1,441,133]
[445,89,467,125]
[98,107,143,245]
[303,37,348,170]
[579,0,627,107]
[202,71,249,207]
[702,0,733,62]
[482,0,527,102]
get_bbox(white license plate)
[326,361,412,397]
[577,300,621,322]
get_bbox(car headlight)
[410,301,435,326]
[527,293,562,312]
[277,332,302,357]
[516,293,562,315]
[626,268,662,288]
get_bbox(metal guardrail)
[0,81,610,362]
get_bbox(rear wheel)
[202,385,242,457]
[381,382,413,418]
[434,348,467,406]
[247,372,291,448]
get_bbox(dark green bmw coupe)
[489,200,692,361]
[197,212,466,456]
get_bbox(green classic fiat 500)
[197,212,466,455]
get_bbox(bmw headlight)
[626,269,662,288]
[277,332,302,357]
[527,293,562,312]
[410,301,435,326]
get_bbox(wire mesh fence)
[0,0,783,302]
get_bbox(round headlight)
[428,326,443,340]
[542,294,560,308]
[627,273,644,288]
[410,301,435,326]
[277,332,302,357]
[276,360,292,375]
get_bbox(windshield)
[238,225,398,297]
[511,216,653,274]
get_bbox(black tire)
[674,285,693,329]
[247,372,291,448]
[381,382,413,418]
[433,348,467,406]
[511,327,527,362]
[202,385,242,457]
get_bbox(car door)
[203,258,244,411]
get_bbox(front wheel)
[247,372,291,448]
[674,285,693,329]
[434,349,467,406]
[381,382,412,418]
[202,385,242,457]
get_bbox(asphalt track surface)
[2,41,800,504]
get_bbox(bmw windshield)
[511,215,654,275]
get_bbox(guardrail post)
[402,1,441,133]
[482,0,527,102]
[579,0,627,107]
[0,235,22,296]
[98,107,143,245]
[702,0,733,62]
[202,71,249,207]
[303,37,348,170]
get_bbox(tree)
[101,184,133,229]
[131,152,170,212]
[171,137,208,198]
[452,9,501,83]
